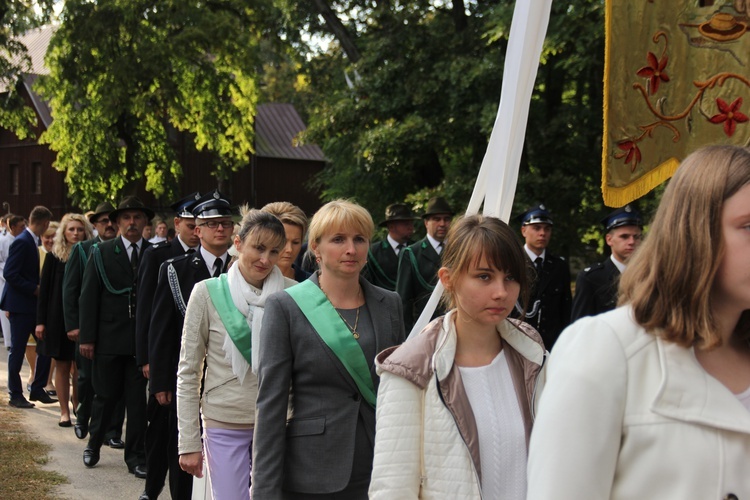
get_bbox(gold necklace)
[320,278,362,339]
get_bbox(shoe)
[128,464,147,479]
[138,492,150,500]
[106,437,125,449]
[74,422,88,440]
[8,397,35,409]
[29,390,58,404]
[83,447,100,468]
[58,419,72,428]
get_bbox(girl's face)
[313,227,369,279]
[278,223,303,272]
[65,220,86,246]
[713,183,750,322]
[233,230,282,288]
[42,232,55,251]
[440,255,520,331]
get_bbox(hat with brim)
[192,190,233,219]
[88,201,116,223]
[422,197,455,219]
[601,204,643,232]
[108,196,155,222]
[379,203,420,227]
[170,192,201,218]
[517,204,553,226]
[699,13,747,42]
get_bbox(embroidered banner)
[603,0,750,207]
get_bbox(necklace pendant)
[352,332,360,340]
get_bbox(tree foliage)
[36,0,282,206]
[0,0,56,139]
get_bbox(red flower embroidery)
[709,97,749,137]
[636,52,670,94]
[615,140,641,172]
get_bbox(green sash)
[286,279,377,407]
[205,275,252,364]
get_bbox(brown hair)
[619,145,750,349]
[261,201,309,237]
[29,205,53,224]
[236,205,286,250]
[439,214,529,311]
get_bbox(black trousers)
[87,354,147,469]
[75,348,125,439]
[144,395,193,499]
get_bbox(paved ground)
[0,351,160,500]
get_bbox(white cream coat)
[527,306,750,500]
[370,312,546,499]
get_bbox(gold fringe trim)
[601,0,613,204]
[602,157,679,207]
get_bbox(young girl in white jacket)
[527,145,750,499]
[370,214,546,499]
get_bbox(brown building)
[0,26,326,219]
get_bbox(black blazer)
[62,237,101,332]
[571,257,620,322]
[395,237,442,329]
[135,238,192,366]
[36,253,68,358]
[79,237,150,355]
[148,252,212,395]
[363,239,401,291]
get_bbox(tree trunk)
[312,0,361,63]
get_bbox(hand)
[141,363,150,379]
[155,391,173,406]
[34,324,45,340]
[79,342,95,360]
[179,452,204,478]
[67,329,79,341]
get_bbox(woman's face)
[440,255,520,331]
[65,220,86,246]
[313,226,369,279]
[233,229,281,288]
[713,183,750,321]
[278,223,303,272]
[42,231,55,251]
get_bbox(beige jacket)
[369,311,546,499]
[528,306,750,499]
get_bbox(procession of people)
[3,144,750,499]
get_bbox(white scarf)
[223,263,285,383]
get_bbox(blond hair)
[261,201,309,237]
[308,200,374,247]
[52,214,94,263]
[439,214,529,311]
[619,145,750,349]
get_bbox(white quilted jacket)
[369,311,546,499]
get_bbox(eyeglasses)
[199,221,234,229]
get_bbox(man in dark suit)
[513,204,572,350]
[2,206,54,408]
[571,205,643,322]
[63,201,125,442]
[135,192,201,375]
[141,191,231,500]
[79,196,153,477]
[396,196,454,330]
[363,203,418,291]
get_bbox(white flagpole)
[409,0,554,339]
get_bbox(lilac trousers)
[204,427,253,500]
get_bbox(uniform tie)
[436,243,442,255]
[187,248,196,254]
[213,257,223,278]
[534,256,543,274]
[130,243,139,271]
[395,243,404,255]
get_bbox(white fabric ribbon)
[223,263,285,383]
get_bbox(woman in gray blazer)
[252,199,406,499]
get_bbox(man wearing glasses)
[142,190,233,500]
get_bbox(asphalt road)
[0,350,162,500]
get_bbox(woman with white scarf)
[177,209,295,500]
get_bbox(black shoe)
[58,419,72,428]
[128,464,147,479]
[8,397,35,409]
[106,437,125,449]
[83,447,100,468]
[138,492,150,500]
[74,422,88,440]
[29,390,58,404]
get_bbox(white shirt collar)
[426,233,443,254]
[386,234,404,253]
[524,245,546,262]
[176,235,198,253]
[121,236,144,254]
[26,227,39,245]
[200,246,228,275]
[610,253,627,273]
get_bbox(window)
[31,162,42,194]
[9,164,19,195]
